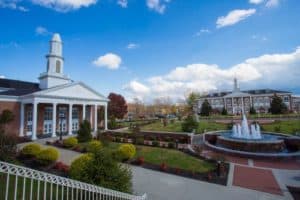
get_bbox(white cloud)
[251,34,268,41]
[0,75,5,79]
[0,0,29,12]
[195,29,211,37]
[35,26,51,36]
[30,0,97,12]
[117,0,127,8]
[123,47,300,102]
[266,0,279,8]
[127,43,139,49]
[216,9,256,28]
[146,0,171,14]
[249,0,264,4]
[93,53,122,70]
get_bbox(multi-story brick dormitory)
[0,33,108,140]
[195,78,300,115]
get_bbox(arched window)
[56,60,61,73]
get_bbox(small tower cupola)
[39,33,70,89]
[233,77,240,92]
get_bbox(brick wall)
[0,101,20,136]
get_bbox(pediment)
[34,82,107,101]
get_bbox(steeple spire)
[39,33,70,89]
[233,77,240,92]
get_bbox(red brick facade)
[0,101,98,137]
[0,101,20,136]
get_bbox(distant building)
[0,33,108,140]
[195,78,300,115]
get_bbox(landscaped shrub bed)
[17,144,66,176]
[103,130,190,149]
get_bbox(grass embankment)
[100,143,215,173]
[142,120,300,135]
[142,121,227,134]
[261,120,300,135]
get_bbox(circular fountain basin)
[202,131,300,159]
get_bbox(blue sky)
[0,0,300,102]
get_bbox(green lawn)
[261,120,300,135]
[134,145,215,173]
[141,121,228,134]
[103,142,215,173]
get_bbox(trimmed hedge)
[86,140,102,153]
[118,144,136,160]
[21,143,42,158]
[36,147,59,166]
[63,137,78,148]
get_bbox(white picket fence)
[0,161,147,200]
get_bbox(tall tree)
[108,93,128,119]
[270,94,287,114]
[186,92,200,114]
[200,99,212,116]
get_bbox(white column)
[232,98,234,114]
[19,103,24,137]
[32,102,38,140]
[94,104,98,132]
[82,104,86,121]
[52,103,57,137]
[241,97,244,113]
[68,104,73,135]
[104,104,108,130]
[89,106,92,123]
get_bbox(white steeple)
[233,77,240,92]
[39,33,70,89]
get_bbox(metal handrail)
[0,161,147,200]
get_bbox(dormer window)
[56,60,61,73]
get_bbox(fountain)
[231,111,262,140]
[199,109,300,158]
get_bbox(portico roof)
[21,82,109,102]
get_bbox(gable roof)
[29,81,108,101]
[0,78,40,96]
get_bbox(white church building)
[0,33,108,140]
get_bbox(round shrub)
[63,137,78,148]
[86,140,102,153]
[152,141,159,147]
[118,144,136,160]
[168,142,175,149]
[36,147,59,166]
[21,143,42,158]
[69,154,93,180]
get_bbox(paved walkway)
[18,137,299,200]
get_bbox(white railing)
[0,161,147,200]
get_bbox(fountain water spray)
[231,109,262,139]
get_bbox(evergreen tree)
[200,99,212,116]
[221,107,228,115]
[270,94,287,114]
[77,120,92,142]
[249,106,256,114]
[181,115,199,132]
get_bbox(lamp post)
[59,112,65,141]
